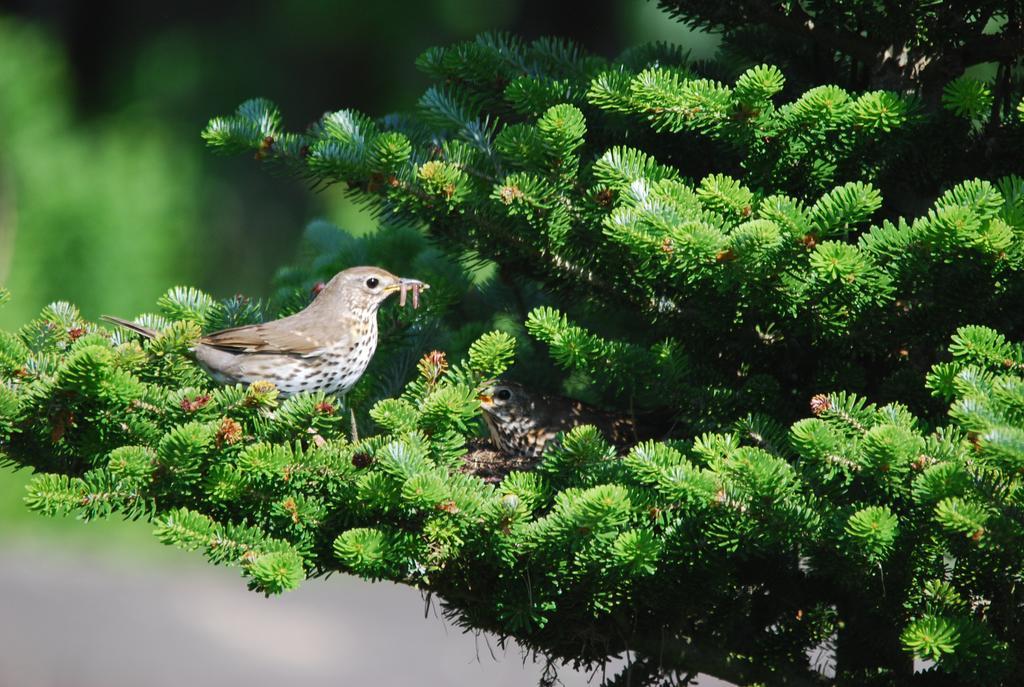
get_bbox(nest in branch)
[458,437,540,483]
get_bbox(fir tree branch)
[744,1,883,66]
[961,30,1024,65]
[6,12,1024,683]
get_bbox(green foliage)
[844,505,899,564]
[201,35,1024,438]
[8,3,1024,685]
[5,290,1024,684]
[901,615,961,662]
[467,331,516,378]
[943,77,994,120]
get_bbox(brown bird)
[103,266,427,398]
[478,381,642,459]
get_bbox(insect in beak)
[395,278,429,308]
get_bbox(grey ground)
[0,541,592,687]
[0,538,737,687]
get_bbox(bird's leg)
[333,390,360,443]
[349,407,360,444]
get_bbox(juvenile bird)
[478,381,642,459]
[103,266,427,398]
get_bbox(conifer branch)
[745,0,882,65]
[6,8,1024,683]
[961,30,1024,65]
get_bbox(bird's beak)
[388,278,429,308]
[478,394,493,405]
[401,278,428,290]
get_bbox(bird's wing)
[101,315,159,339]
[199,322,329,355]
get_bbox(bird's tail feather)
[101,315,159,340]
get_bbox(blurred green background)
[0,0,715,540]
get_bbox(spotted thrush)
[103,266,427,398]
[478,380,643,458]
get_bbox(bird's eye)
[496,388,512,401]
[365,277,380,289]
